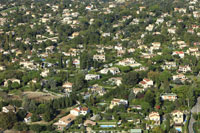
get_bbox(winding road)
[189,97,200,133]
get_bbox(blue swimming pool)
[100,125,116,128]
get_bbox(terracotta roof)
[171,110,183,114]
[25,113,32,118]
[81,107,88,111]
[140,81,146,85]
[59,114,76,124]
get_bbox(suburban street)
[189,97,200,133]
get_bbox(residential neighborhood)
[0,0,199,132]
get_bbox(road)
[189,97,200,133]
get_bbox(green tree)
[43,111,53,122]
[144,90,155,107]
[122,71,139,86]
[13,122,29,131]
[73,72,86,91]
[31,113,41,122]
[30,124,44,133]
[0,112,17,129]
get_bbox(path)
[189,97,200,133]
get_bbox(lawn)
[193,121,200,133]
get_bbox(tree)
[31,113,41,122]
[16,109,27,121]
[73,72,86,91]
[122,71,139,86]
[43,111,53,122]
[30,124,44,133]
[0,112,17,129]
[159,71,171,82]
[144,90,155,107]
[13,122,29,131]
[165,114,171,132]
[11,82,20,89]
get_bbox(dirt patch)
[23,91,59,101]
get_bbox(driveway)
[189,97,200,133]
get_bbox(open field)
[23,91,60,101]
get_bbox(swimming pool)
[100,125,116,128]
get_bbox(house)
[187,47,199,55]
[72,32,79,38]
[109,98,128,109]
[139,78,153,89]
[156,18,164,24]
[62,82,73,93]
[172,74,187,83]
[40,69,49,77]
[85,74,100,80]
[73,59,80,68]
[178,65,191,73]
[146,24,154,31]
[53,114,76,130]
[0,65,5,71]
[168,28,176,34]
[151,42,161,49]
[114,45,123,51]
[70,106,90,116]
[161,93,177,101]
[20,61,37,70]
[102,33,111,37]
[130,105,142,110]
[108,77,122,86]
[193,11,200,18]
[45,46,55,53]
[93,54,106,62]
[128,48,135,53]
[149,112,160,125]
[2,105,16,113]
[24,113,32,123]
[88,84,106,96]
[171,110,184,124]
[117,50,126,57]
[162,61,176,70]
[172,51,184,58]
[4,79,20,87]
[132,88,145,95]
[118,58,141,67]
[99,67,120,75]
[141,53,155,59]
[84,120,96,126]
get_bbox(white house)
[99,67,120,75]
[85,74,100,80]
[139,78,153,88]
[4,79,20,87]
[109,98,128,109]
[2,105,16,113]
[149,112,160,125]
[161,93,177,101]
[171,110,184,124]
[168,28,176,34]
[132,88,145,95]
[172,51,184,58]
[93,54,106,62]
[172,74,187,82]
[24,113,32,123]
[62,82,73,93]
[108,77,122,86]
[70,106,90,116]
[162,61,176,70]
[53,114,76,130]
[178,65,191,73]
